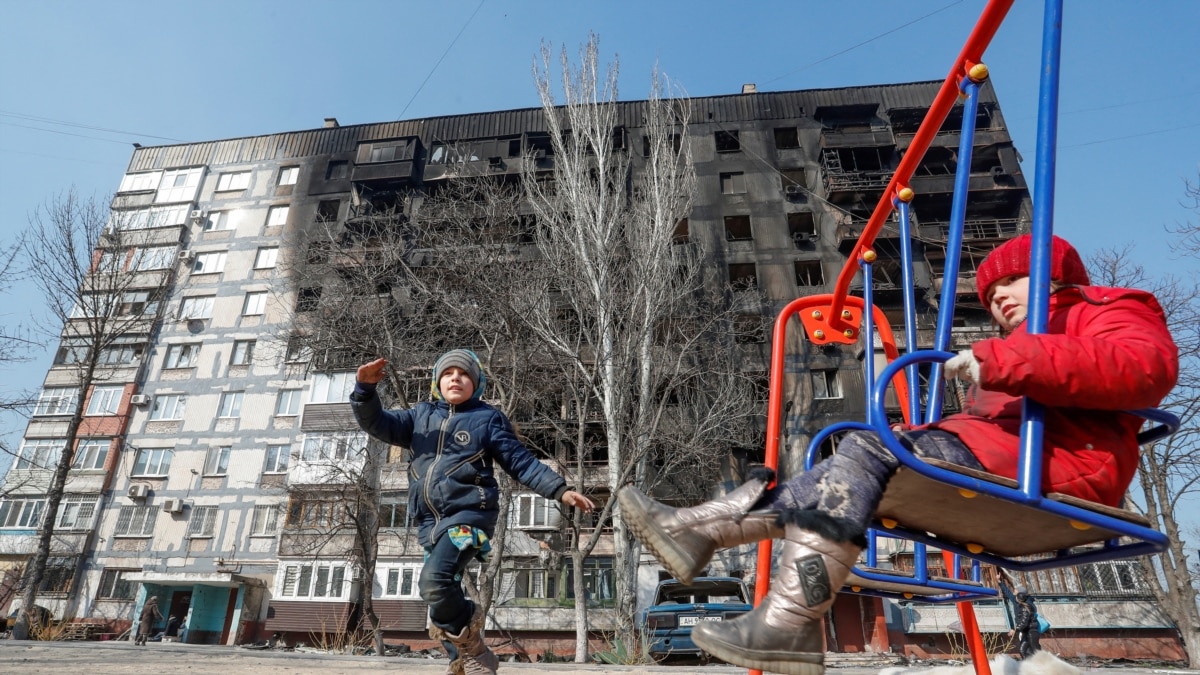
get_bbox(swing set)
[752,1,1179,673]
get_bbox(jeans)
[419,529,481,659]
[762,429,984,530]
[1019,628,1041,658]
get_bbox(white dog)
[881,651,1081,675]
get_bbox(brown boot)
[691,511,865,675]
[430,605,498,675]
[618,468,781,583]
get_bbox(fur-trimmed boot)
[618,467,782,583]
[691,511,865,675]
[429,605,498,675]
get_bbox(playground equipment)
[751,1,1179,673]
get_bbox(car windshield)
[654,579,747,605]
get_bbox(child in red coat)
[618,234,1178,675]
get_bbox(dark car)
[5,605,53,633]
[641,576,752,661]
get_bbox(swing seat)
[846,567,990,599]
[874,457,1152,558]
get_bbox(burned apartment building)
[0,79,1177,659]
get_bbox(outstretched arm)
[561,490,596,513]
[349,358,415,446]
[357,358,387,386]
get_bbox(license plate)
[679,615,723,626]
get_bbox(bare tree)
[10,190,173,639]
[278,208,419,656]
[0,241,28,372]
[282,45,760,658]
[275,431,394,654]
[0,240,38,491]
[523,36,760,658]
[1088,242,1200,666]
[1166,173,1200,258]
[279,178,561,655]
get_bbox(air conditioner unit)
[161,498,184,513]
[178,249,194,262]
[127,484,150,500]
[785,184,804,196]
[189,210,207,222]
[130,394,150,406]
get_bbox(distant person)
[164,614,182,638]
[1012,590,1042,658]
[618,234,1178,675]
[134,596,161,646]
[352,349,595,675]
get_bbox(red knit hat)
[975,234,1090,305]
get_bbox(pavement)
[0,641,1196,675]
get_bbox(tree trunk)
[572,548,589,662]
[12,362,95,640]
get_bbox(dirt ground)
[0,641,1194,675]
[0,640,768,674]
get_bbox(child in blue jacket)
[351,349,594,675]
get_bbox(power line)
[1060,122,1200,150]
[396,0,486,121]
[763,1,964,86]
[0,109,185,142]
[1004,88,1200,121]
[0,121,137,146]
[0,147,126,167]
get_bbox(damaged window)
[724,215,753,241]
[794,259,825,288]
[727,263,757,290]
[774,127,800,149]
[714,130,740,153]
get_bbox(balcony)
[917,217,1022,242]
[820,126,895,149]
[351,137,421,188]
[822,170,891,196]
[351,160,416,185]
[895,127,1009,151]
[908,170,1022,196]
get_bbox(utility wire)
[0,147,125,166]
[764,1,964,85]
[1060,122,1200,150]
[0,121,138,146]
[396,0,486,121]
[0,109,185,142]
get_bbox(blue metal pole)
[927,79,982,423]
[1018,0,1064,500]
[896,198,922,423]
[862,258,876,425]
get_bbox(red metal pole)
[828,0,1015,331]
[942,550,992,675]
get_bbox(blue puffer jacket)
[350,382,567,547]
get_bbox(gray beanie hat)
[432,349,483,398]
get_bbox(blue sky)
[2,1,1198,528]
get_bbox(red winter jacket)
[928,286,1178,506]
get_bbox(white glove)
[943,349,980,384]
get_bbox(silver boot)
[692,511,865,675]
[430,604,498,675]
[618,468,781,583]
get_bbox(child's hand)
[943,349,980,384]
[357,358,388,384]
[561,490,596,513]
